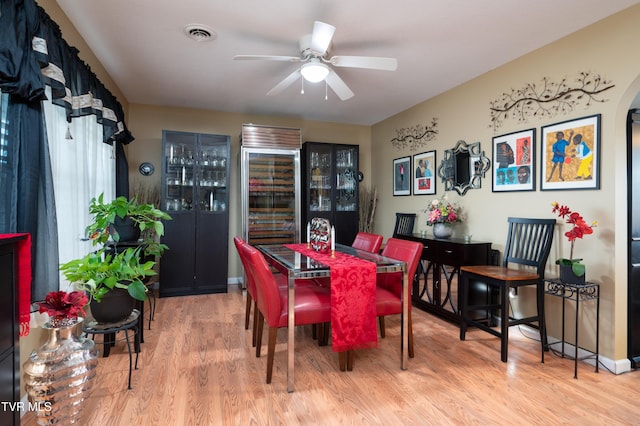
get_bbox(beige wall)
[126,104,371,280]
[371,5,640,365]
[31,0,640,372]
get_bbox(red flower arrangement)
[38,291,88,327]
[551,201,597,277]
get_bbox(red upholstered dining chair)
[242,243,332,384]
[352,232,383,253]
[376,237,423,358]
[233,236,258,342]
[236,235,330,348]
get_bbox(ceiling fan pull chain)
[300,74,305,94]
[325,80,328,100]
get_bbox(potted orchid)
[551,201,597,281]
[424,195,462,239]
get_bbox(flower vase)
[559,264,586,285]
[433,223,453,239]
[23,318,99,425]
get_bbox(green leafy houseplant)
[60,246,156,303]
[85,193,171,258]
[60,194,171,305]
[551,201,597,277]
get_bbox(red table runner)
[0,233,32,336]
[285,243,378,352]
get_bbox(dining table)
[256,243,409,392]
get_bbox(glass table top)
[256,243,405,277]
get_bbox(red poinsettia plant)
[551,201,597,277]
[38,291,88,327]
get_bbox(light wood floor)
[22,285,640,425]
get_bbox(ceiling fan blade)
[234,54,302,62]
[325,69,354,101]
[310,21,336,55]
[266,69,302,96]
[330,56,398,71]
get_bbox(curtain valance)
[0,0,133,145]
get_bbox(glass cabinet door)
[197,134,229,213]
[335,146,358,212]
[163,132,229,213]
[308,143,333,212]
[243,148,300,245]
[164,132,196,212]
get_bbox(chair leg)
[324,322,331,346]
[266,327,278,384]
[245,293,252,330]
[339,352,346,371]
[252,300,258,348]
[346,350,354,371]
[255,312,264,358]
[500,285,509,362]
[318,322,329,346]
[379,316,386,338]
[408,310,414,358]
[537,280,548,363]
[459,273,468,341]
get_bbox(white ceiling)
[55,0,639,126]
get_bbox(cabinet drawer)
[423,240,463,264]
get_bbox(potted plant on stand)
[85,193,171,259]
[61,194,171,323]
[551,201,597,284]
[60,246,157,323]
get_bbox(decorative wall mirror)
[437,140,491,195]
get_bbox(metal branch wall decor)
[390,118,438,151]
[489,71,614,129]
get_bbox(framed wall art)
[412,151,436,195]
[541,114,600,191]
[492,128,535,192]
[393,156,411,196]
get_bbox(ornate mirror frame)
[437,140,491,195]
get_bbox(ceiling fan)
[233,21,398,101]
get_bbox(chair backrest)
[379,237,423,296]
[502,217,556,277]
[352,232,383,253]
[392,213,416,237]
[241,243,282,328]
[234,236,256,299]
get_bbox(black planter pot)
[110,216,141,242]
[559,264,586,285]
[89,288,135,323]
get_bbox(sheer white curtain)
[43,86,115,291]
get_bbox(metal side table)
[545,278,599,378]
[83,309,140,389]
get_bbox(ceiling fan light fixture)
[301,61,329,83]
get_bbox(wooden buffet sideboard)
[397,233,494,324]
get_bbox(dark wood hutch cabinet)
[160,130,230,296]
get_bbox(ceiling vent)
[184,24,216,42]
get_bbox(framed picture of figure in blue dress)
[541,114,600,191]
[492,128,535,192]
